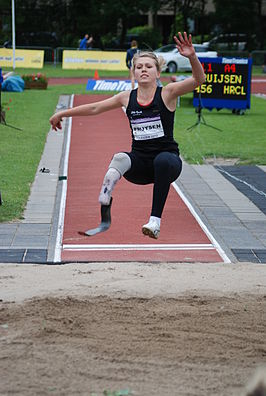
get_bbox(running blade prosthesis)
[79,198,112,236]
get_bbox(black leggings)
[124,151,182,218]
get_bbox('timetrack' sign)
[86,79,138,91]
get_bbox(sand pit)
[0,262,266,395]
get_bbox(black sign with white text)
[193,57,252,110]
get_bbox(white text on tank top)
[130,115,165,141]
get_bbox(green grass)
[0,78,265,222]
[3,64,130,78]
[175,94,266,164]
[0,84,88,222]
[3,63,264,77]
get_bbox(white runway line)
[63,243,215,251]
[53,94,74,263]
[172,182,231,263]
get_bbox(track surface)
[61,95,224,262]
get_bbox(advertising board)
[0,49,44,68]
[63,50,127,71]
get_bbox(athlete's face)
[134,57,160,83]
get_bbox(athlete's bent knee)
[154,153,172,170]
[154,152,182,181]
[109,152,131,176]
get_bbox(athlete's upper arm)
[164,77,198,99]
[93,91,130,114]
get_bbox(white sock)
[149,216,161,227]
[98,168,120,205]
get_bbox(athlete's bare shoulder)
[114,90,131,108]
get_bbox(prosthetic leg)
[79,198,113,236]
[79,152,131,237]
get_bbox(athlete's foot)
[142,219,160,239]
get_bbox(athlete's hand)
[49,113,62,131]
[174,32,196,59]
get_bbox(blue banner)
[86,79,138,91]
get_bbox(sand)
[1,261,266,396]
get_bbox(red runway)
[60,95,227,263]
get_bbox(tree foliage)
[213,0,265,48]
[0,0,264,49]
[213,0,255,34]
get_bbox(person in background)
[87,34,94,49]
[79,34,89,50]
[126,40,139,89]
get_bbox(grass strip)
[175,94,266,164]
[0,84,88,222]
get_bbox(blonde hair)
[132,51,165,73]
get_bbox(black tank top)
[126,86,179,156]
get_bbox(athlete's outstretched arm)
[163,32,205,104]
[49,91,129,131]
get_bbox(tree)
[213,0,266,49]
[175,0,195,32]
[254,0,265,49]
[195,0,208,41]
[99,0,150,46]
[167,0,206,44]
[0,0,11,43]
[147,0,166,29]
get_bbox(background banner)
[63,50,128,71]
[0,49,44,68]
[86,79,138,91]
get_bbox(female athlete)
[50,32,205,239]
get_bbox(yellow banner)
[0,49,44,68]
[63,50,128,71]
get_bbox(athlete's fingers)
[173,36,182,47]
[178,31,185,43]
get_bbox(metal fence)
[54,47,77,65]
